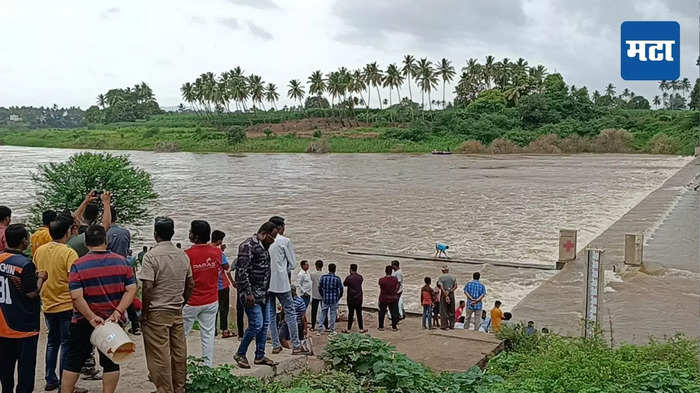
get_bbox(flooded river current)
[0,146,691,312]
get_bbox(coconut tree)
[308,70,326,98]
[326,71,340,107]
[483,55,495,88]
[383,64,404,106]
[248,74,265,110]
[653,95,661,108]
[494,58,511,90]
[528,65,547,93]
[605,83,616,97]
[265,83,279,110]
[288,79,305,109]
[363,62,383,109]
[416,58,438,109]
[96,94,106,109]
[180,82,197,112]
[401,55,417,102]
[436,58,456,109]
[681,77,691,98]
[349,69,366,106]
[336,67,351,103]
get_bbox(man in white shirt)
[267,216,307,355]
[296,260,312,307]
[391,260,405,319]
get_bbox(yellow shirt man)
[490,306,504,333]
[30,226,52,259]
[34,241,79,313]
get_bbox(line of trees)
[180,55,700,117]
[0,105,85,128]
[85,82,162,123]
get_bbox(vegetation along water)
[1,55,698,154]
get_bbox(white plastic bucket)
[90,321,135,363]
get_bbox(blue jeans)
[317,302,338,332]
[267,292,300,349]
[44,310,72,385]
[422,305,432,328]
[236,301,271,360]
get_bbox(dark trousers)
[347,300,364,330]
[44,310,72,385]
[440,292,456,329]
[236,295,245,337]
[310,298,328,329]
[378,301,399,329]
[127,305,140,331]
[0,335,39,393]
[218,288,230,331]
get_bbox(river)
[0,146,692,312]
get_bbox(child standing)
[420,277,434,329]
[455,300,466,323]
[432,284,441,328]
[490,301,505,333]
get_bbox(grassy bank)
[185,331,699,393]
[0,107,697,154]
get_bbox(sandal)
[233,354,250,369]
[221,330,234,338]
[254,357,279,367]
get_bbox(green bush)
[226,126,247,144]
[186,358,263,393]
[488,330,699,393]
[30,152,157,226]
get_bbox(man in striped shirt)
[60,225,137,393]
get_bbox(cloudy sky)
[0,0,696,108]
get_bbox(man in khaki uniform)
[138,217,194,393]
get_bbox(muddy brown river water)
[0,146,692,312]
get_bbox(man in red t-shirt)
[183,220,222,367]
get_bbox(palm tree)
[287,79,305,109]
[416,58,438,109]
[248,74,265,110]
[495,58,511,90]
[326,72,340,107]
[528,65,547,93]
[96,94,106,109]
[662,91,669,109]
[483,55,495,88]
[436,58,456,109]
[383,64,404,106]
[621,88,630,98]
[681,77,691,98]
[265,83,279,110]
[592,90,601,103]
[653,95,661,108]
[363,62,383,109]
[349,69,366,106]
[180,83,196,112]
[401,55,417,102]
[605,83,616,97]
[336,67,351,103]
[308,70,326,98]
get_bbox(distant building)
[9,114,22,122]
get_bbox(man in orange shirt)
[30,210,56,259]
[490,301,504,333]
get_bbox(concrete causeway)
[512,158,699,344]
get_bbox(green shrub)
[313,129,323,138]
[185,358,263,393]
[30,152,157,226]
[226,126,247,144]
[647,133,681,154]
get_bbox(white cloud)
[0,0,695,108]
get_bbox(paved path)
[513,158,699,344]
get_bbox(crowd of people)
[0,195,522,393]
